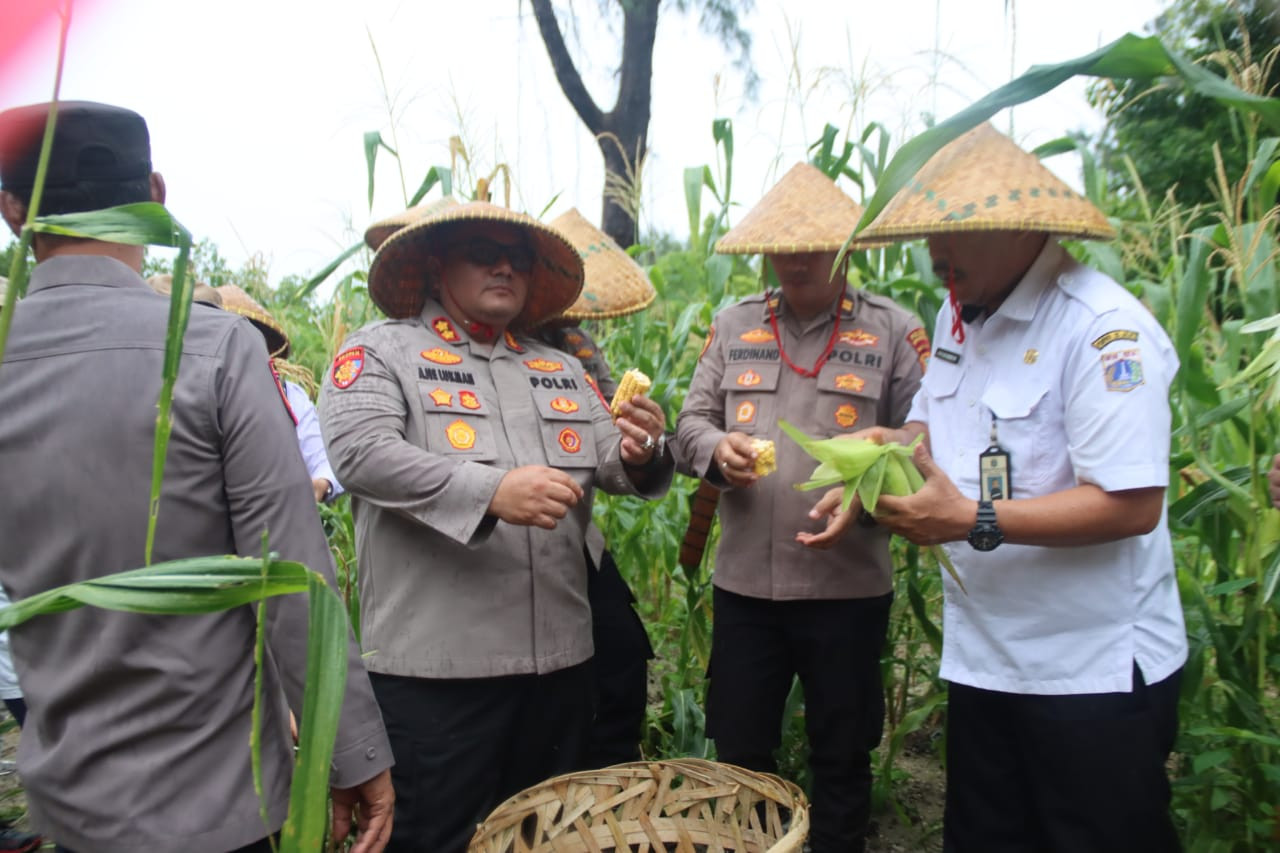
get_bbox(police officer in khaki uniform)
[672,163,929,852]
[320,201,671,852]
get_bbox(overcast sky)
[3,0,1166,284]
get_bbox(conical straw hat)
[859,123,1114,243]
[364,196,460,251]
[549,208,655,320]
[368,200,584,331]
[716,162,882,255]
[216,284,290,358]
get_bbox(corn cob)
[610,369,652,419]
[751,438,777,476]
[779,419,967,594]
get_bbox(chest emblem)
[459,390,481,410]
[736,369,762,387]
[835,403,859,428]
[1024,349,1039,365]
[445,419,476,450]
[739,328,776,343]
[550,396,580,414]
[421,347,463,365]
[524,358,564,373]
[839,329,879,348]
[834,373,866,392]
[330,347,365,389]
[428,388,453,407]
[1101,348,1144,392]
[907,328,931,371]
[699,326,716,361]
[558,427,583,454]
[735,401,756,424]
[431,316,461,342]
[503,331,525,353]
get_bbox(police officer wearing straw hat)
[320,200,671,852]
[811,123,1186,852]
[672,162,931,853]
[0,101,393,853]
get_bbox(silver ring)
[642,435,655,451]
[720,460,728,469]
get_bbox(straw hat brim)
[368,201,584,330]
[364,197,460,251]
[859,123,1115,243]
[716,161,887,254]
[549,208,655,320]
[216,284,290,358]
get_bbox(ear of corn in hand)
[778,419,966,594]
[751,438,776,476]
[610,369,652,419]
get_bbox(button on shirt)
[909,241,1187,695]
[674,288,928,600]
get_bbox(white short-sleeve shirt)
[908,241,1187,695]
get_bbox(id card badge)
[979,417,1012,501]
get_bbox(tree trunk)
[530,0,658,249]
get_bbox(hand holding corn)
[714,432,768,488]
[610,369,651,419]
[782,420,967,593]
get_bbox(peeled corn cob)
[779,419,967,594]
[751,438,777,476]
[610,369,652,419]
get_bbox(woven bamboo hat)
[368,200,584,330]
[215,284,290,358]
[146,274,224,310]
[716,162,882,255]
[549,207,655,320]
[860,123,1114,242]
[363,196,460,251]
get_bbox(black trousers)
[584,548,653,768]
[943,665,1183,853]
[706,587,892,853]
[371,661,593,853]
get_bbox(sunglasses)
[451,238,536,273]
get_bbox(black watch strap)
[967,499,1004,552]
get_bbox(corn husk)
[779,420,966,593]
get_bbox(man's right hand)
[332,768,394,853]
[488,466,584,528]
[712,432,763,488]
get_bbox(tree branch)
[529,0,605,132]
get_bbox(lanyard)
[947,270,965,344]
[765,290,844,379]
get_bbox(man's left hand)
[331,768,394,853]
[616,397,666,466]
[872,442,974,545]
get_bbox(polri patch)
[739,328,776,343]
[1092,329,1139,350]
[558,427,582,453]
[1101,348,1144,392]
[839,329,879,347]
[422,347,463,365]
[445,419,476,450]
[835,373,866,392]
[736,369,762,387]
[331,347,365,389]
[736,401,756,424]
[835,403,859,428]
[524,358,564,373]
[550,396,580,414]
[907,327,931,370]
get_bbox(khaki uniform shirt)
[0,256,391,853]
[673,287,928,599]
[319,299,670,679]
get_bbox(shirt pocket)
[419,385,499,462]
[720,362,781,437]
[815,362,885,436]
[980,380,1058,492]
[530,388,600,469]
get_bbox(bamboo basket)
[468,758,809,852]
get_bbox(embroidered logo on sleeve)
[558,427,582,453]
[739,328,776,343]
[428,388,453,407]
[907,327,931,370]
[331,347,365,389]
[736,401,757,424]
[835,373,866,392]
[445,419,476,450]
[1092,329,1139,350]
[459,390,482,410]
[835,403,859,428]
[421,347,463,365]
[699,326,716,361]
[736,369,762,387]
[524,358,564,373]
[431,317,461,342]
[575,347,595,359]
[1101,348,1144,392]
[564,332,584,346]
[839,329,880,348]
[550,397,580,414]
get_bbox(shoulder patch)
[431,316,461,342]
[331,347,365,389]
[1092,329,1139,350]
[1101,348,1144,392]
[504,331,525,353]
[699,326,716,361]
[907,327,931,370]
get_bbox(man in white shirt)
[808,123,1187,853]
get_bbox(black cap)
[0,101,151,192]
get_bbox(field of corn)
[4,7,1280,852]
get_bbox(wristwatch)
[647,433,667,466]
[967,499,1004,552]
